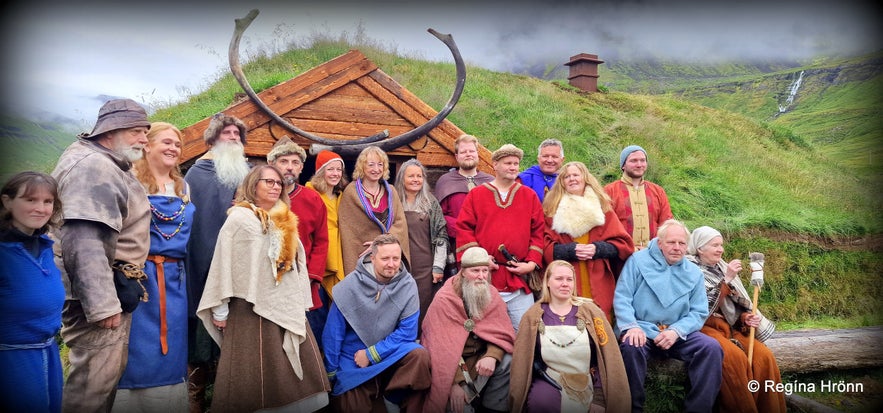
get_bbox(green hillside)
[0,116,76,182]
[598,52,883,178]
[2,38,880,327]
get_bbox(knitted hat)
[266,136,306,163]
[82,99,150,139]
[315,150,343,171]
[619,145,646,168]
[687,226,722,255]
[491,144,524,162]
[203,113,247,146]
[460,247,490,268]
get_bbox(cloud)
[1,0,879,122]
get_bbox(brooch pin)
[464,319,475,332]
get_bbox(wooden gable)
[179,50,493,177]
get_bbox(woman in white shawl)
[197,165,330,413]
[686,226,785,413]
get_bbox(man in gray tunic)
[51,98,151,412]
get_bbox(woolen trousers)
[619,331,722,413]
[330,348,431,413]
[61,300,132,413]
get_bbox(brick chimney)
[565,53,604,92]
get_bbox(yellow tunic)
[307,182,345,297]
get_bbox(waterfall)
[778,70,805,113]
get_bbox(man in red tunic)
[456,144,545,332]
[420,247,515,413]
[604,145,673,250]
[267,137,330,342]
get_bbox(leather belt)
[146,255,179,354]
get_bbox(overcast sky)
[1,0,879,129]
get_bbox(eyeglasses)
[259,178,283,188]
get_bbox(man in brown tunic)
[52,99,151,412]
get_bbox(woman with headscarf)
[542,161,634,317]
[197,165,330,413]
[394,158,448,330]
[0,172,64,413]
[686,226,786,413]
[338,146,410,275]
[114,122,194,412]
[509,260,630,413]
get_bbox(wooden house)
[178,49,492,183]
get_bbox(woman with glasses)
[196,165,330,413]
[338,146,410,275]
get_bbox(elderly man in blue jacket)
[614,219,722,412]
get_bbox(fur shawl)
[234,200,300,284]
[550,190,605,238]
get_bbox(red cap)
[315,150,343,171]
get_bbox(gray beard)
[111,137,143,162]
[212,143,249,189]
[461,279,491,320]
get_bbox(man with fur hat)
[267,137,330,343]
[51,98,152,411]
[456,143,545,333]
[421,246,515,413]
[322,234,431,412]
[603,145,673,250]
[183,112,250,411]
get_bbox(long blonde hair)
[133,122,186,197]
[542,161,611,216]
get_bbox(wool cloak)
[509,300,631,413]
[196,200,312,378]
[338,180,410,276]
[322,256,423,395]
[433,169,494,240]
[420,276,515,413]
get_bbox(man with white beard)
[421,247,515,413]
[51,98,152,412]
[183,113,250,412]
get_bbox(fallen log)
[650,326,883,376]
[765,326,883,373]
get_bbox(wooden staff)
[747,252,765,365]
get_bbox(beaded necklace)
[149,199,187,240]
[538,317,586,348]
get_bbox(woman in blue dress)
[113,122,195,412]
[0,171,65,413]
